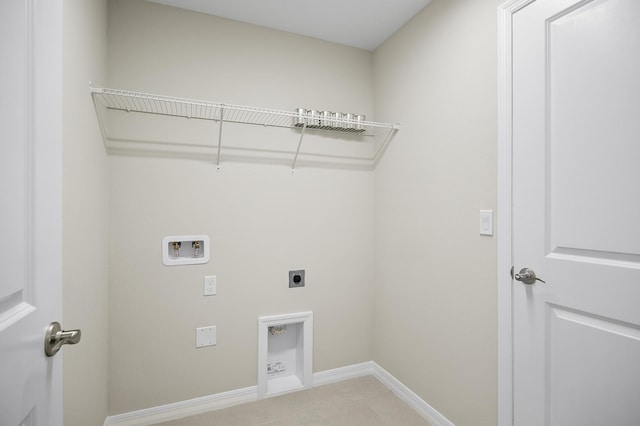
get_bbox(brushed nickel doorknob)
[514,268,546,285]
[44,322,81,357]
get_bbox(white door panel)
[0,1,63,425]
[548,0,640,261]
[0,0,29,300]
[548,305,640,425]
[512,0,640,425]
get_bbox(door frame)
[497,1,537,425]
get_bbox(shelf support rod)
[216,108,224,172]
[90,92,110,151]
[372,126,399,167]
[291,122,307,174]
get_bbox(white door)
[0,1,64,425]
[512,0,640,424]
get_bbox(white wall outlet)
[204,275,217,296]
[480,210,493,236]
[196,326,216,348]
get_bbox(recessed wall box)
[162,235,210,266]
[258,312,313,399]
[289,270,305,288]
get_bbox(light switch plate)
[196,326,216,348]
[480,210,493,236]
[204,275,217,296]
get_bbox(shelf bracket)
[216,108,224,172]
[90,86,110,151]
[372,126,399,167]
[290,122,307,174]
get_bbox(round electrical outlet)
[288,270,305,288]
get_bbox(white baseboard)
[373,363,455,426]
[103,386,257,426]
[104,361,454,426]
[313,361,375,387]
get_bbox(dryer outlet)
[289,270,305,288]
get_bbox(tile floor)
[154,376,433,426]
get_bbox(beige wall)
[60,0,503,421]
[62,0,110,425]
[373,0,500,425]
[107,0,375,414]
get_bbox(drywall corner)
[62,0,110,425]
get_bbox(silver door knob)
[514,267,546,285]
[44,322,81,357]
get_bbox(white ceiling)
[146,0,432,51]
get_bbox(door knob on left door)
[44,322,81,357]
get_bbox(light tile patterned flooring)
[154,376,433,426]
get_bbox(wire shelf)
[90,85,400,171]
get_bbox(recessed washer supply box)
[162,235,210,266]
[258,311,313,398]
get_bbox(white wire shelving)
[90,85,399,171]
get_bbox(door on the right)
[512,0,640,425]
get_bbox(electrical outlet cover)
[204,275,217,296]
[196,326,216,347]
[289,270,305,288]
